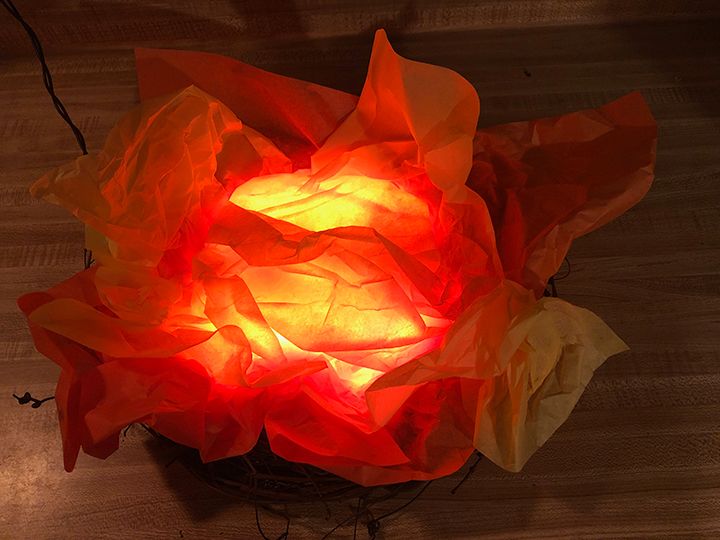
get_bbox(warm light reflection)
[230,171,433,245]
[224,170,449,392]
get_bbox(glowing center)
[219,171,448,391]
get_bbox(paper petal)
[135,47,358,167]
[469,92,657,294]
[312,30,480,202]
[30,86,291,266]
[473,298,628,471]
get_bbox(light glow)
[225,171,448,391]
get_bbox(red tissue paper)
[18,30,657,486]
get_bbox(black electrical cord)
[6,0,91,409]
[3,0,94,269]
[2,0,88,155]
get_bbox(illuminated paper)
[19,30,656,486]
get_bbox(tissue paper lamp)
[19,30,656,487]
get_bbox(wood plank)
[1,2,719,538]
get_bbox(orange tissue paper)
[18,30,657,486]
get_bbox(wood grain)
[1,1,719,538]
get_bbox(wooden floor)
[1,1,719,538]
